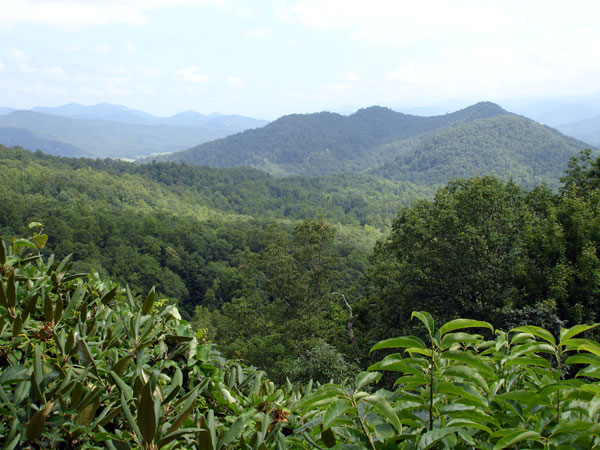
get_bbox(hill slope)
[154,102,590,185]
[154,102,508,175]
[373,115,590,187]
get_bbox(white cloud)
[9,49,27,61]
[124,42,136,55]
[134,65,160,77]
[244,27,270,39]
[0,60,4,71]
[0,0,225,30]
[96,44,111,54]
[176,66,210,83]
[227,76,243,87]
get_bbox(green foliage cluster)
[4,231,600,449]
[367,167,600,344]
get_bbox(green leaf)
[321,426,336,448]
[0,239,5,265]
[138,381,158,445]
[323,398,352,429]
[120,393,142,443]
[32,234,48,249]
[510,325,556,345]
[370,336,427,353]
[362,394,402,434]
[109,371,133,401]
[13,239,37,254]
[100,287,118,306]
[26,401,54,442]
[141,286,156,315]
[75,399,100,426]
[440,318,493,336]
[589,392,600,418]
[442,365,489,391]
[418,426,461,449]
[112,356,133,378]
[492,429,541,450]
[0,365,28,385]
[579,343,600,357]
[412,311,435,336]
[217,416,245,450]
[355,371,381,390]
[165,386,199,436]
[560,323,600,343]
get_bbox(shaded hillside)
[154,102,508,175]
[372,115,590,187]
[0,110,266,159]
[557,115,600,147]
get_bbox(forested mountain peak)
[151,101,587,184]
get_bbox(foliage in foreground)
[3,229,600,449]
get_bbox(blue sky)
[1,0,599,119]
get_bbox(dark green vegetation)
[4,234,600,449]
[156,102,590,187]
[0,110,267,159]
[4,135,600,447]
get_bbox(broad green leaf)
[440,319,493,336]
[362,394,402,434]
[412,311,435,336]
[370,336,427,353]
[120,393,142,443]
[579,343,600,357]
[165,385,199,436]
[100,287,118,306]
[0,365,28,384]
[418,426,461,449]
[492,429,541,450]
[589,392,600,418]
[511,325,556,345]
[560,323,600,343]
[26,401,54,442]
[109,371,133,401]
[32,234,48,249]
[512,342,555,357]
[138,381,158,445]
[12,238,37,253]
[441,350,494,377]
[441,332,483,349]
[75,399,100,426]
[217,416,245,450]
[355,371,381,390]
[320,426,336,448]
[323,398,352,429]
[442,365,489,391]
[141,286,155,315]
[505,355,553,368]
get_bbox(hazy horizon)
[1,1,599,120]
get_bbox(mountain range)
[154,101,592,187]
[0,103,268,159]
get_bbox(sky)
[1,0,600,119]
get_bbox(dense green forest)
[3,144,600,384]
[4,221,600,448]
[3,141,600,447]
[154,102,590,186]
